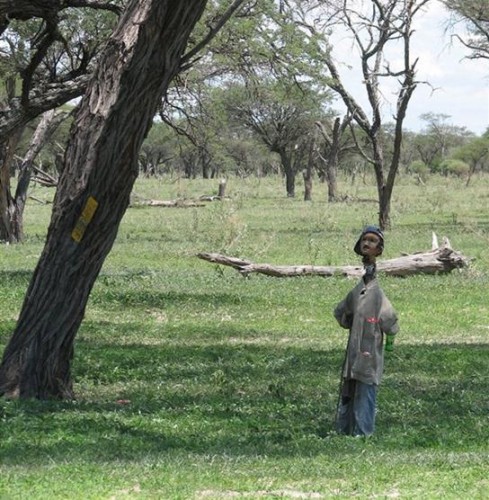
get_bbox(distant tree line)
[13,105,489,186]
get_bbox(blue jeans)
[336,379,378,436]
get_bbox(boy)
[333,225,399,437]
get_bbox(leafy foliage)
[439,158,470,178]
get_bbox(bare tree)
[288,0,431,229]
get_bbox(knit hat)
[354,225,384,256]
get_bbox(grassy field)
[0,174,488,499]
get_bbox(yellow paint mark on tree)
[71,196,99,243]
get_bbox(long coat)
[334,278,399,385]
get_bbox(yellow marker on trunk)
[71,196,98,243]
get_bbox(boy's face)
[360,232,382,258]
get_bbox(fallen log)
[198,195,230,202]
[131,179,229,207]
[132,199,206,208]
[197,235,470,278]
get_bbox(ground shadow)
[1,335,487,464]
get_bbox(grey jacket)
[334,278,399,385]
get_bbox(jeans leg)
[336,379,355,435]
[352,381,378,436]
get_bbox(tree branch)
[0,74,89,137]
[181,0,249,70]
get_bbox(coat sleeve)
[334,293,353,329]
[380,295,399,335]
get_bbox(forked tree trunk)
[316,118,344,202]
[0,0,208,399]
[4,110,67,242]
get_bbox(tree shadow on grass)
[0,270,33,282]
[0,337,487,464]
[89,273,273,310]
[90,289,258,309]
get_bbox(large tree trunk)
[0,0,208,399]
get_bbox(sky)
[328,1,489,135]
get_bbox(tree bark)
[278,150,295,197]
[303,137,314,201]
[324,119,339,203]
[0,75,89,139]
[303,169,312,201]
[0,1,122,37]
[0,0,208,399]
[0,130,24,242]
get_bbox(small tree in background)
[451,135,489,185]
[440,158,470,179]
[224,80,328,198]
[409,160,429,183]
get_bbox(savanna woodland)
[0,0,488,498]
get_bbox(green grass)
[0,174,488,499]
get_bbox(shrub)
[408,160,429,181]
[439,159,470,178]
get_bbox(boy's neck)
[362,255,377,284]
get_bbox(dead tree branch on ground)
[197,235,469,278]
